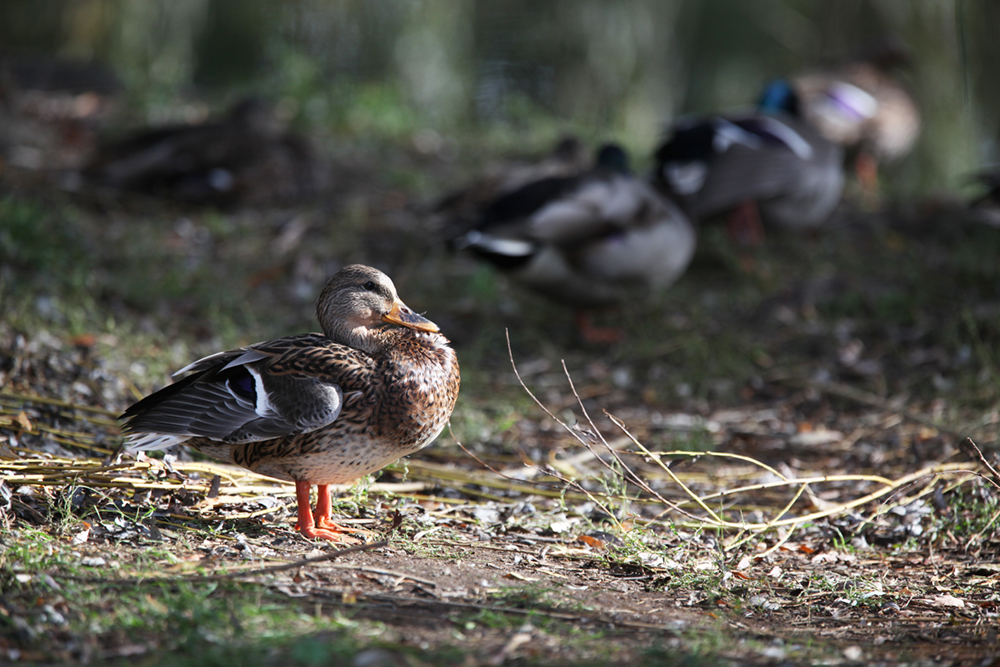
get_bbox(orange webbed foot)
[315,515,359,532]
[294,481,362,543]
[295,521,362,543]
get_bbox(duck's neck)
[325,324,396,355]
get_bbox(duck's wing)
[449,173,584,267]
[457,171,655,261]
[478,174,584,229]
[794,64,919,162]
[87,122,225,189]
[121,333,371,451]
[664,115,832,216]
[526,172,650,244]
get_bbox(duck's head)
[758,80,801,117]
[595,143,631,175]
[316,264,439,352]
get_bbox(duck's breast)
[372,331,460,452]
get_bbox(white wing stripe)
[760,118,814,160]
[247,365,278,418]
[125,433,192,452]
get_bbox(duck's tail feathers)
[124,432,192,452]
[455,230,536,258]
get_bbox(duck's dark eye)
[363,281,377,291]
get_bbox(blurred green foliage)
[1,1,995,192]
[0,197,91,291]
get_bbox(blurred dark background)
[1,0,996,197]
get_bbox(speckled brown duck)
[120,264,460,541]
[83,97,317,206]
[791,41,920,195]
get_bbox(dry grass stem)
[497,333,994,546]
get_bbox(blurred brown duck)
[84,97,317,206]
[792,42,920,195]
[0,55,123,171]
[121,265,460,541]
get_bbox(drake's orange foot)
[855,152,881,210]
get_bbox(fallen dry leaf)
[811,552,838,565]
[789,429,844,446]
[70,522,91,545]
[69,333,97,347]
[577,534,605,549]
[16,411,33,432]
[922,594,966,609]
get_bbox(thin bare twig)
[501,332,989,542]
[604,412,724,524]
[559,362,713,526]
[961,438,1000,490]
[499,331,627,526]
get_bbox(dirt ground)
[2,131,1000,665]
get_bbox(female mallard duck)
[83,97,317,206]
[120,265,460,541]
[654,80,844,243]
[791,44,920,193]
[449,143,696,342]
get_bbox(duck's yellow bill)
[382,300,440,332]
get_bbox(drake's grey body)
[656,85,845,230]
[452,144,696,309]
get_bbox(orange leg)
[293,481,355,542]
[855,152,880,208]
[855,152,879,193]
[726,200,765,247]
[575,310,625,344]
[314,484,339,529]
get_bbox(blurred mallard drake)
[792,42,920,193]
[433,136,588,238]
[121,265,460,542]
[450,143,696,341]
[654,80,844,242]
[83,97,317,206]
